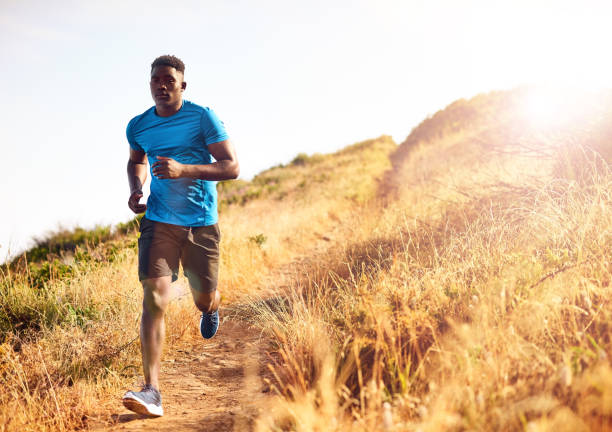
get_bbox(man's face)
[150,65,185,107]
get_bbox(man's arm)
[127,148,148,214]
[151,139,240,181]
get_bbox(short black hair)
[151,55,185,73]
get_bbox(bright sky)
[1,0,611,260]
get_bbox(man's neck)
[155,99,183,117]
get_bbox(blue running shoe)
[200,310,219,339]
[122,384,163,417]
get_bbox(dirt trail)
[90,223,345,432]
[91,318,270,432]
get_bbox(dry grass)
[254,172,610,430]
[218,136,395,302]
[2,88,611,431]
[249,95,612,431]
[0,136,395,431]
[0,246,142,431]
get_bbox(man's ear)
[181,81,187,91]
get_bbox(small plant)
[291,153,310,166]
[249,233,267,248]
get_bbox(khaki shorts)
[138,217,220,293]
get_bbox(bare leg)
[185,269,220,313]
[190,287,220,314]
[140,276,172,389]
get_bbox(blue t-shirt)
[126,100,229,226]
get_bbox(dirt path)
[91,223,345,432]
[92,318,271,432]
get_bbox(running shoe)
[200,310,219,339]
[122,384,164,417]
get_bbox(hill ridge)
[1,87,611,431]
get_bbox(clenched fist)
[152,156,185,179]
[128,189,147,214]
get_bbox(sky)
[1,0,611,260]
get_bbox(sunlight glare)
[522,87,566,129]
[520,86,597,132]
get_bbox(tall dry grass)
[0,136,395,431]
[2,88,610,431]
[250,112,611,430]
[218,136,395,302]
[0,242,142,431]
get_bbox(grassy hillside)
[1,87,610,431]
[0,135,395,431]
[248,88,612,431]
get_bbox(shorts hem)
[138,272,177,282]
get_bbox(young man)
[122,55,239,417]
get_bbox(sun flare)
[520,86,601,132]
[522,88,566,128]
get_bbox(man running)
[122,55,239,417]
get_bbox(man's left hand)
[152,156,184,179]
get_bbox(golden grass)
[2,88,611,431]
[0,234,225,430]
[218,136,395,302]
[250,121,611,430]
[0,247,140,431]
[0,136,395,431]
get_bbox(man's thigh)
[138,217,183,282]
[181,223,220,293]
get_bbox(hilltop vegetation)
[1,88,611,431]
[218,137,394,209]
[252,88,612,431]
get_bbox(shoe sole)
[122,395,164,417]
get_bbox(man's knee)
[142,277,172,314]
[192,289,219,313]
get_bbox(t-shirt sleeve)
[200,108,229,146]
[126,118,144,152]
